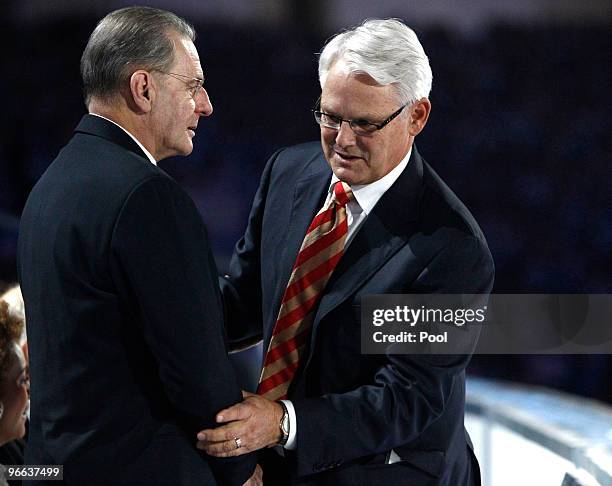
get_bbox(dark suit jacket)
[221,142,494,485]
[17,115,255,485]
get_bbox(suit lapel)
[266,155,332,342]
[307,147,426,352]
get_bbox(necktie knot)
[332,181,353,207]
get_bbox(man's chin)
[331,166,363,186]
[176,142,194,157]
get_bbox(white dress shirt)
[89,113,157,166]
[281,146,413,451]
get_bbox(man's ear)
[129,70,155,113]
[408,98,431,137]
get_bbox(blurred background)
[0,0,610,407]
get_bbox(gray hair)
[318,19,432,105]
[81,6,195,106]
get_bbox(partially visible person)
[0,300,29,483]
[17,6,255,485]
[0,287,28,486]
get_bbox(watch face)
[281,413,289,435]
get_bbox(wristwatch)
[278,400,290,446]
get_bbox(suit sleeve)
[110,175,255,485]
[219,149,283,348]
[292,235,494,477]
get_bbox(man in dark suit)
[17,7,257,486]
[198,19,493,486]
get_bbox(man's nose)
[334,120,356,147]
[196,88,213,117]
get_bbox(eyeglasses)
[313,100,409,136]
[157,71,205,99]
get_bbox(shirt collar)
[89,113,157,166]
[329,146,412,215]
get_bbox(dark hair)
[80,6,195,105]
[0,301,23,374]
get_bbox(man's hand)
[197,391,283,457]
[243,464,263,486]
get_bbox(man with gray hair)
[18,7,256,485]
[199,19,493,485]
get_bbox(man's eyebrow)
[320,106,381,121]
[320,104,342,115]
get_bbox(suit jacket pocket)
[364,449,445,479]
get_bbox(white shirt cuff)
[280,399,297,450]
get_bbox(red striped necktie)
[257,181,353,400]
